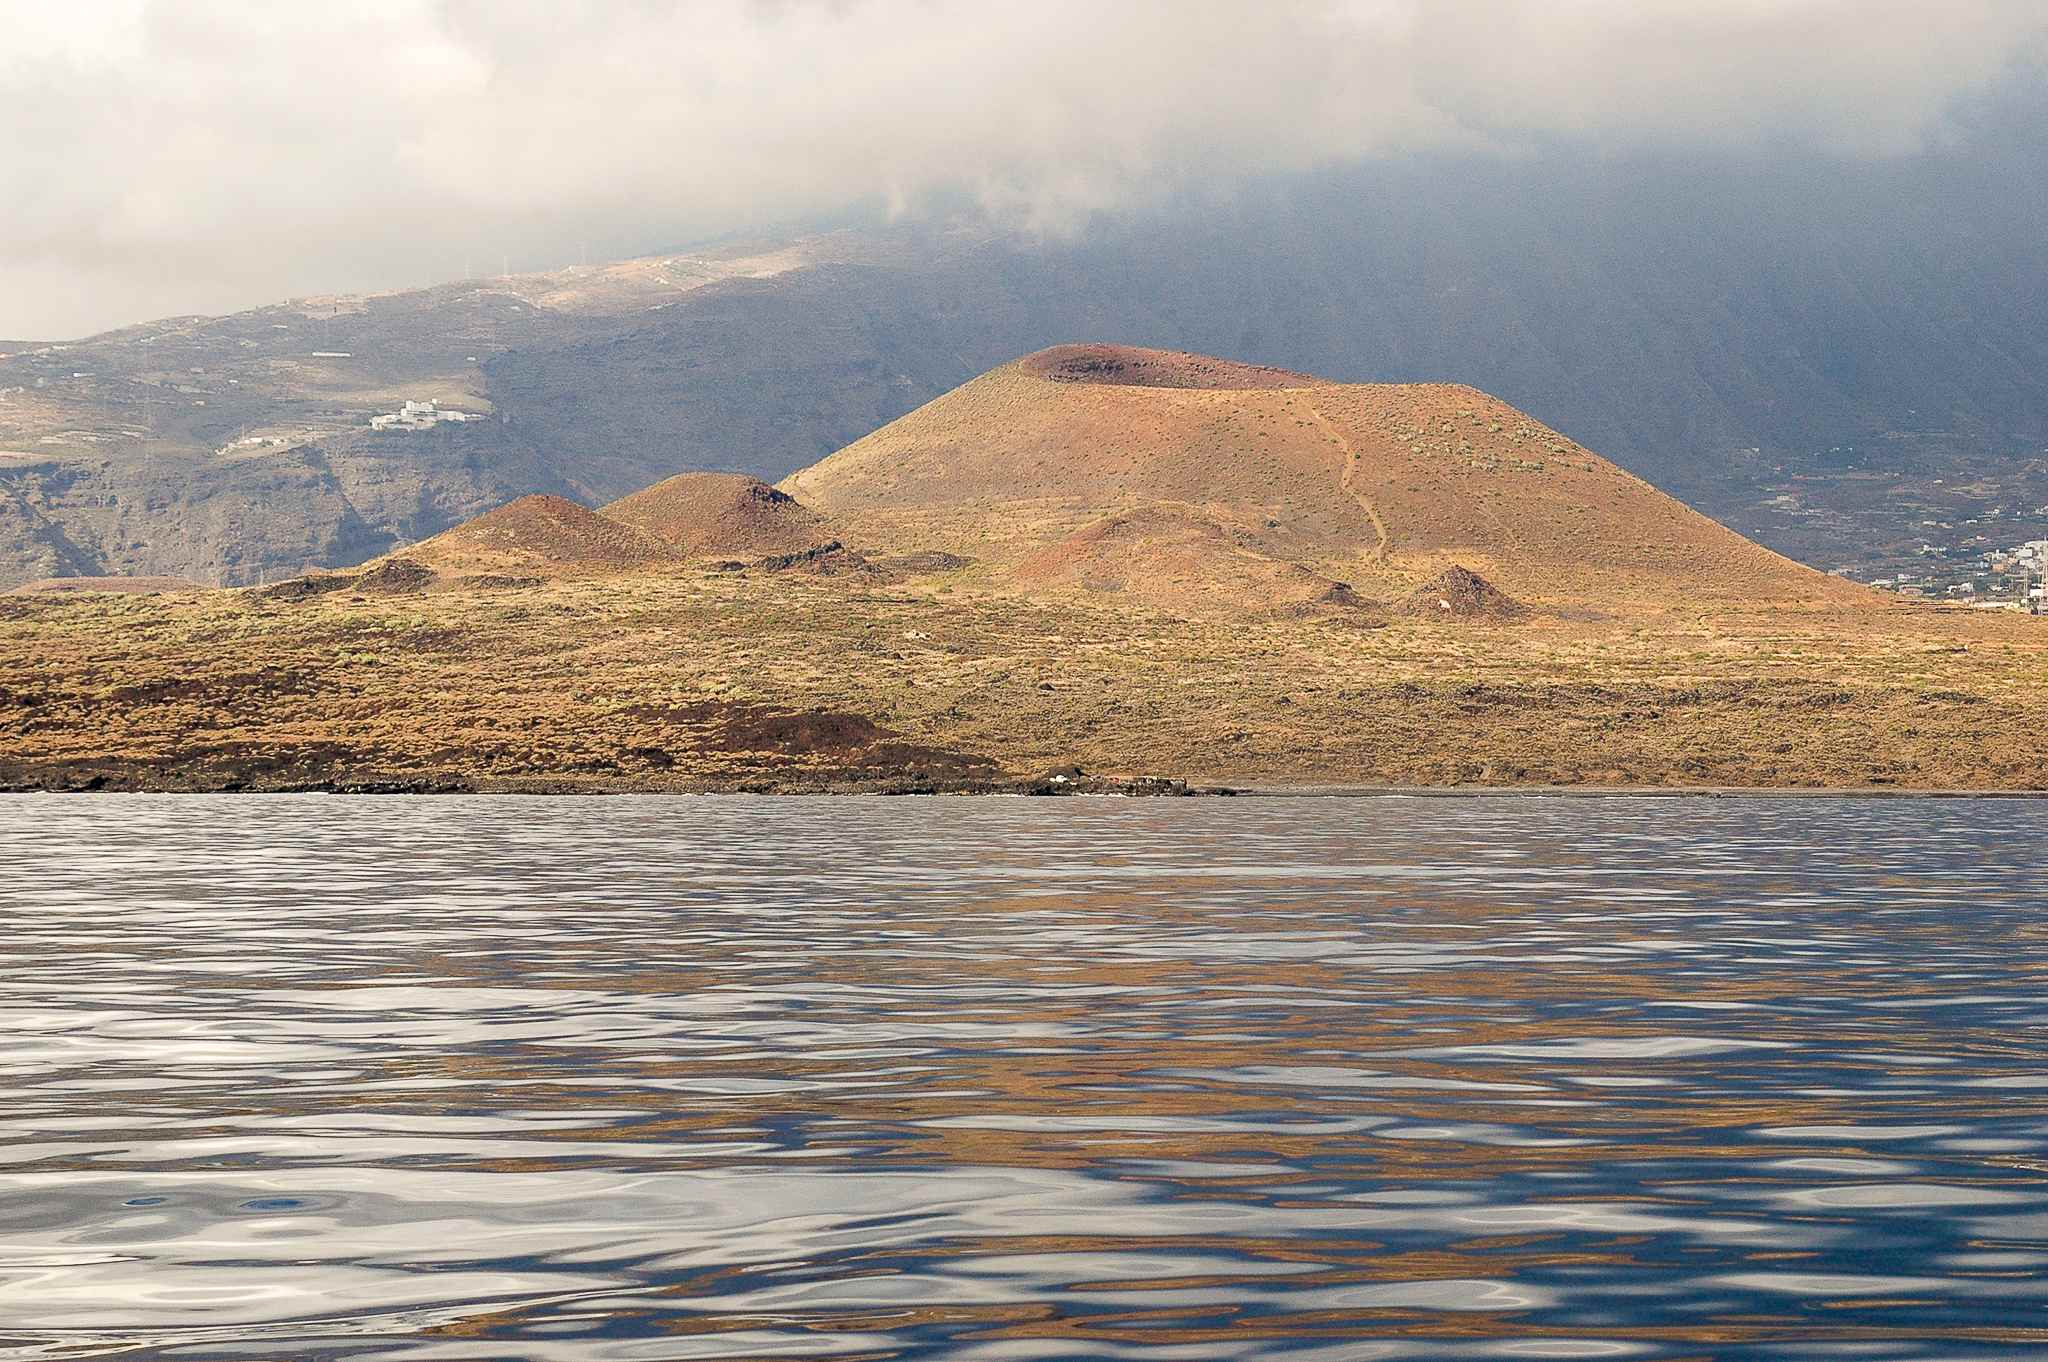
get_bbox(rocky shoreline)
[0,757,1223,798]
[9,757,2042,799]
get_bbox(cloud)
[2,0,2043,337]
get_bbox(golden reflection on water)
[1,794,2046,1359]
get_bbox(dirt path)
[1300,398,1389,563]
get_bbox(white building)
[369,399,483,432]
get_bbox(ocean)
[4,793,2045,1359]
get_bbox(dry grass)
[4,568,2044,792]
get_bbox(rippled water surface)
[4,794,2047,1359]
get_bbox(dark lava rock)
[751,541,881,576]
[256,556,436,602]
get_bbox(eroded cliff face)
[0,427,577,586]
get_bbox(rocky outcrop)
[1399,566,1527,620]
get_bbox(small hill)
[406,495,680,576]
[782,343,1867,613]
[601,473,833,558]
[1399,566,1526,620]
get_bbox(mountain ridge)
[6,137,2048,590]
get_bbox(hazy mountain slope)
[4,121,2046,588]
[478,265,979,491]
[480,144,2048,501]
[1112,150,2048,492]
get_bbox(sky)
[3,0,2045,339]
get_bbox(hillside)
[785,345,1857,612]
[0,239,866,588]
[316,345,1850,619]
[226,345,1867,623]
[6,120,2048,592]
[3,345,2042,793]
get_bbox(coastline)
[5,770,2045,798]
[1229,783,2048,799]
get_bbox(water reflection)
[2,794,2046,1359]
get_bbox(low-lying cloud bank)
[5,0,2045,337]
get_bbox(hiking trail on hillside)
[1299,397,1389,564]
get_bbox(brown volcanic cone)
[602,472,832,558]
[782,343,1867,613]
[408,494,680,576]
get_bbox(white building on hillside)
[369,399,483,432]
